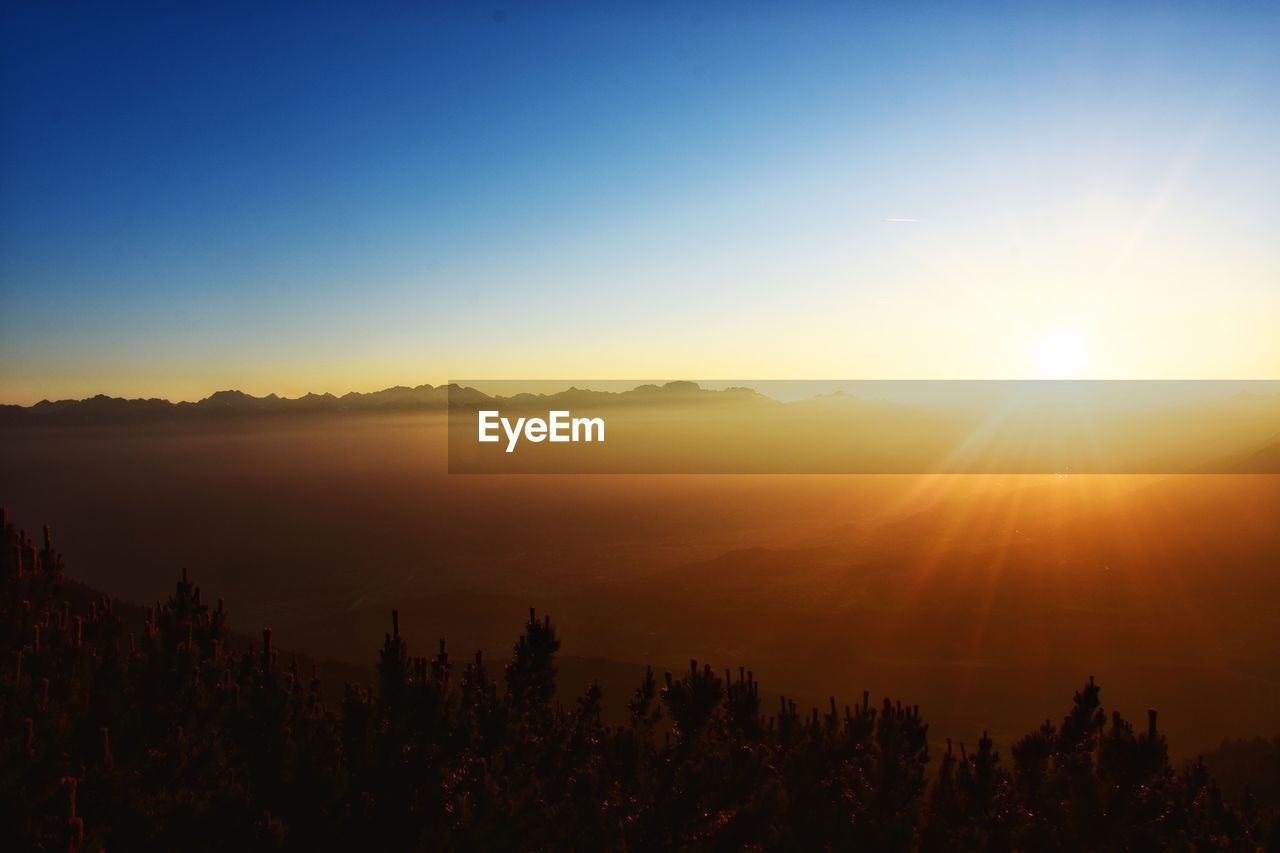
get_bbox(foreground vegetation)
[1,510,1273,850]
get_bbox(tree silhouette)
[0,506,1273,850]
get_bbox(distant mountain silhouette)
[5,383,1280,475]
[0,384,459,424]
[495,381,769,410]
[0,381,769,425]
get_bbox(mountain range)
[4,382,1279,473]
[0,381,771,425]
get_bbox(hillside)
[3,509,1276,849]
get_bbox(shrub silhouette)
[1,507,1274,851]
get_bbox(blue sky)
[2,1,1278,402]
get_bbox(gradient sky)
[2,1,1278,403]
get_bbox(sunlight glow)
[1034,331,1089,379]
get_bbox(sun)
[1034,330,1089,378]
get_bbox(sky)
[2,1,1278,404]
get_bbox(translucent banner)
[446,380,1280,474]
